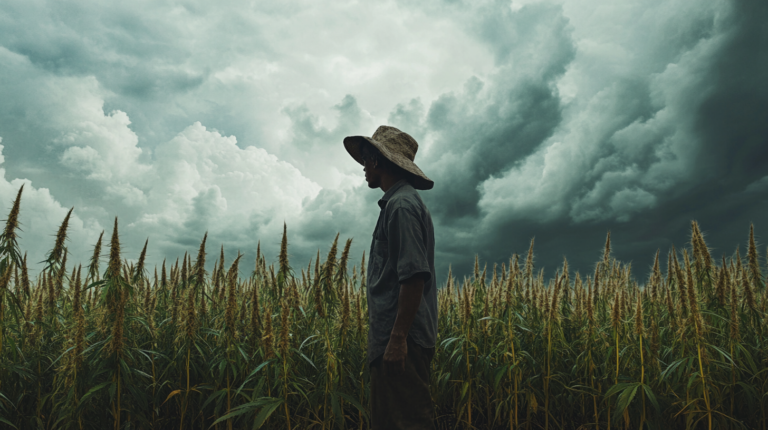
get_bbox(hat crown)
[372,126,417,161]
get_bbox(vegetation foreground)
[0,185,767,430]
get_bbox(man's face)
[363,157,382,189]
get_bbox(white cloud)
[133,121,322,250]
[0,144,104,276]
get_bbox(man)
[343,126,438,430]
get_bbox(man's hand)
[383,273,426,377]
[383,334,408,377]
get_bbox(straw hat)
[343,125,434,190]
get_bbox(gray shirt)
[367,179,437,366]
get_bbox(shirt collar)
[377,179,409,209]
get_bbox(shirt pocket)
[369,239,389,287]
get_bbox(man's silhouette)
[344,126,438,430]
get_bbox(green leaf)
[493,366,507,389]
[0,417,18,429]
[77,381,112,411]
[251,397,284,430]
[331,392,343,430]
[294,349,317,370]
[640,383,660,414]
[605,382,635,398]
[336,391,369,422]
[209,402,257,426]
[615,383,639,416]
[209,397,283,428]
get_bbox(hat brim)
[343,135,434,190]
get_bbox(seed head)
[185,286,196,342]
[673,251,688,315]
[170,282,179,327]
[181,251,188,291]
[665,282,675,319]
[54,251,67,301]
[313,271,325,318]
[337,237,353,286]
[593,262,601,305]
[355,287,364,335]
[610,295,621,330]
[263,306,274,360]
[695,223,714,277]
[225,254,242,337]
[730,279,740,341]
[650,315,660,357]
[106,218,122,281]
[194,232,207,288]
[341,280,350,338]
[742,267,757,313]
[666,248,674,290]
[634,294,644,336]
[134,238,148,285]
[747,224,762,288]
[525,238,535,284]
[110,287,125,356]
[279,297,290,357]
[716,257,727,306]
[691,221,703,275]
[586,277,594,325]
[650,250,660,304]
[48,207,73,269]
[550,273,561,321]
[2,184,23,241]
[279,223,289,277]
[360,251,366,291]
[684,250,704,336]
[250,281,262,349]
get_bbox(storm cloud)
[0,0,766,283]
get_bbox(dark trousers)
[369,336,436,430]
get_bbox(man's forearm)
[390,275,424,340]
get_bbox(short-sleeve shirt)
[367,179,437,366]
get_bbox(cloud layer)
[1,0,766,282]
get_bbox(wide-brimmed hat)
[343,125,434,190]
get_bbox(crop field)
[0,185,767,430]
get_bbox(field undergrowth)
[0,185,767,430]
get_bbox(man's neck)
[380,174,406,193]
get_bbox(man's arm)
[383,273,426,376]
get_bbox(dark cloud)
[429,0,768,283]
[420,3,576,222]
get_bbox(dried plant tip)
[634,294,644,336]
[603,231,611,267]
[263,305,274,360]
[106,218,122,280]
[742,267,757,313]
[49,207,74,267]
[2,184,23,258]
[279,223,289,277]
[747,224,762,289]
[194,232,207,288]
[279,297,291,357]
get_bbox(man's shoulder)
[387,182,423,209]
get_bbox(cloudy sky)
[1,0,766,284]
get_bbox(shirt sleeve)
[387,206,432,285]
